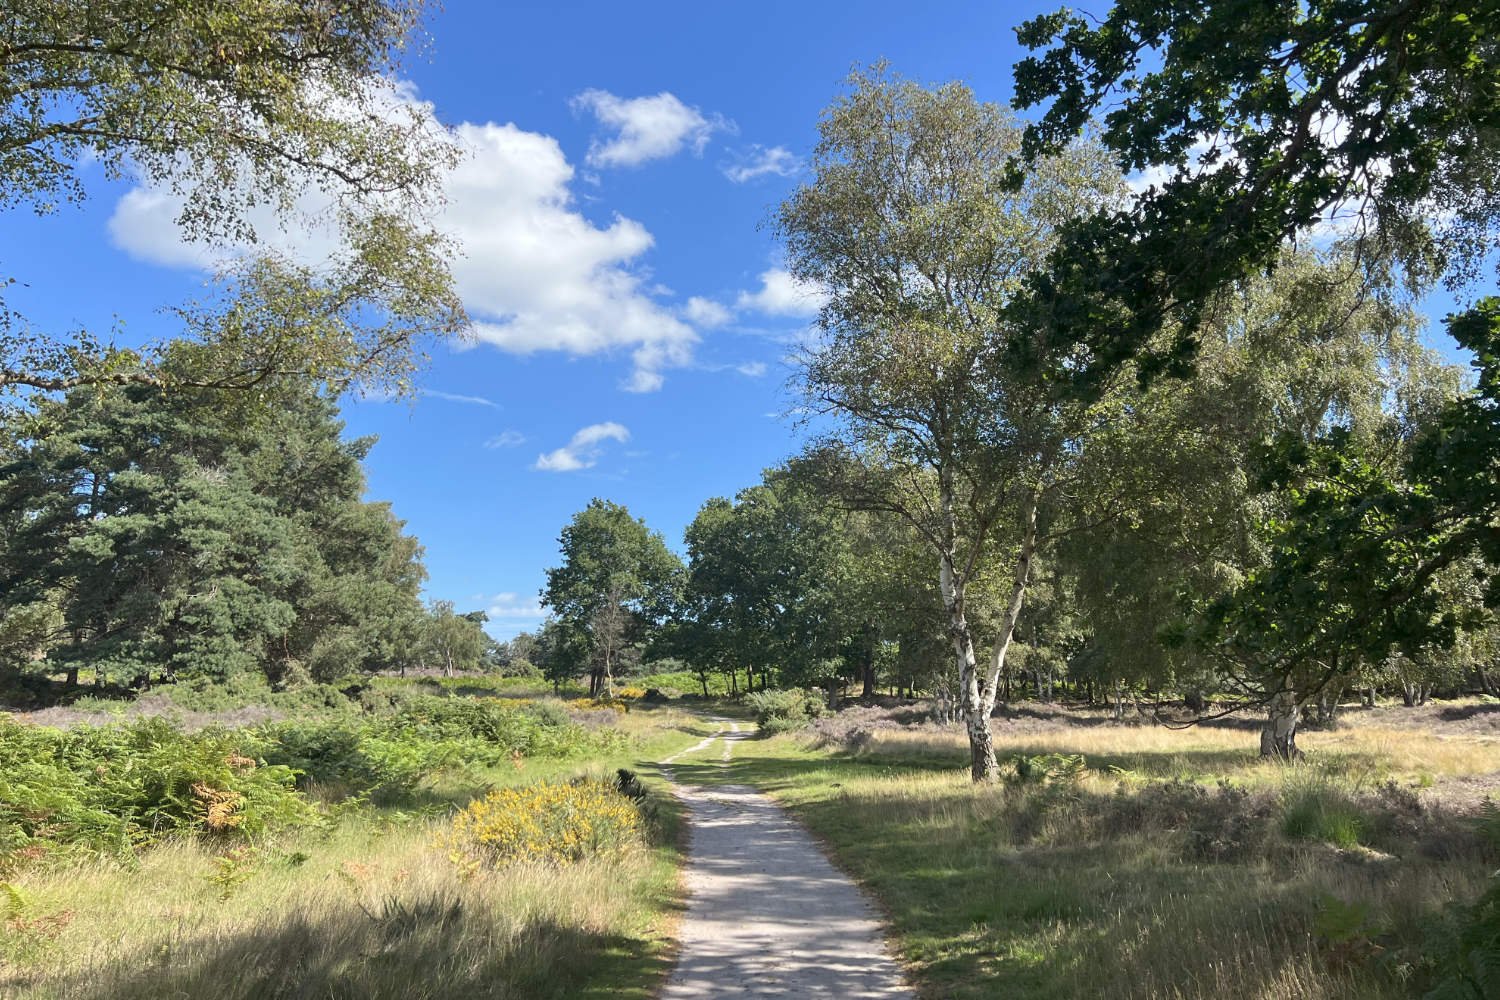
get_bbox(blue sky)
[2,1,1473,639]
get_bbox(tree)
[1182,303,1500,754]
[1,0,465,399]
[541,500,681,697]
[1010,0,1499,394]
[676,466,915,698]
[778,67,1124,780]
[1057,248,1455,741]
[421,603,489,677]
[0,379,428,688]
[1009,3,1500,743]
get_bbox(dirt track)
[659,722,913,999]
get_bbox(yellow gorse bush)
[566,697,627,715]
[439,779,642,869]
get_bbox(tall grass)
[0,704,698,999]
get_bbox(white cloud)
[484,430,526,449]
[735,268,826,318]
[683,296,732,328]
[107,88,703,394]
[621,369,664,393]
[423,389,499,408]
[723,144,801,183]
[736,361,768,377]
[482,592,546,620]
[534,421,630,472]
[572,89,730,168]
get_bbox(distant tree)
[541,500,681,697]
[421,603,489,677]
[1,0,465,400]
[533,617,590,695]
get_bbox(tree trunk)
[967,710,998,782]
[65,666,78,689]
[1260,690,1302,759]
[860,650,876,700]
[1313,686,1342,724]
[601,647,614,698]
[1401,681,1417,707]
[1475,665,1497,698]
[952,490,1039,783]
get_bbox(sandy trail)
[659,721,914,999]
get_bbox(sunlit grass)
[707,708,1500,1000]
[0,707,702,1000]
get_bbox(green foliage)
[671,467,929,694]
[0,717,315,865]
[0,383,429,686]
[745,688,829,734]
[1181,302,1500,714]
[0,691,622,867]
[1011,0,1499,394]
[1424,876,1500,1000]
[255,695,622,800]
[1011,753,1087,785]
[542,500,683,693]
[2,0,465,399]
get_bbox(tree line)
[2,0,1497,783]
[524,41,1500,777]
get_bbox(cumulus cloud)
[723,144,801,183]
[484,430,526,449]
[108,83,703,393]
[683,296,732,328]
[534,421,630,472]
[572,89,729,168]
[735,268,826,318]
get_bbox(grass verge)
[662,715,1500,1000]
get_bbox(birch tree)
[778,67,1123,780]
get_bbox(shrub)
[746,688,829,734]
[0,717,315,867]
[1011,753,1088,785]
[439,779,642,869]
[1423,875,1500,999]
[1280,772,1367,849]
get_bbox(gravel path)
[659,721,914,999]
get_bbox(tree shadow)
[1438,702,1500,722]
[26,897,669,1000]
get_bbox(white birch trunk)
[1260,688,1301,759]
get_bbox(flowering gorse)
[439,779,642,870]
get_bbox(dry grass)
[703,701,1500,1000]
[0,707,701,1000]
[2,818,675,1000]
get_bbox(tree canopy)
[1,0,465,400]
[1010,0,1500,391]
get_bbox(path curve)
[659,721,914,999]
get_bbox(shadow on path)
[659,720,913,999]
